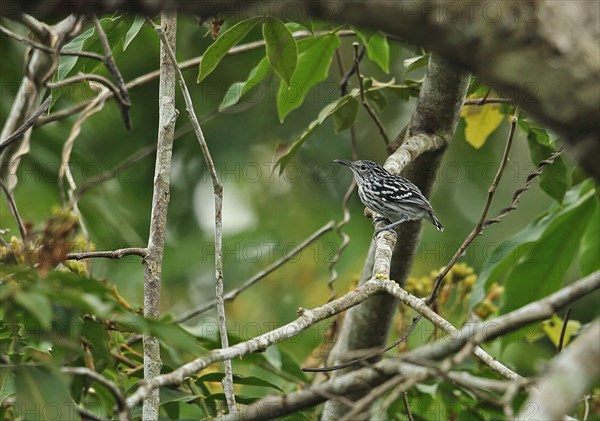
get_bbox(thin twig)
[0,95,51,153]
[339,44,365,96]
[463,98,513,106]
[0,23,104,60]
[66,247,147,260]
[557,307,572,352]
[0,180,27,241]
[47,73,128,107]
[326,46,360,301]
[428,108,519,304]
[61,366,129,421]
[77,407,111,421]
[483,148,564,227]
[353,42,391,152]
[148,17,237,414]
[402,392,415,421]
[93,15,131,130]
[176,221,335,323]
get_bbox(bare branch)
[47,74,128,108]
[126,279,383,408]
[0,180,27,241]
[0,22,103,60]
[66,247,147,260]
[463,98,513,106]
[92,15,131,129]
[0,95,51,154]
[352,42,391,152]
[428,108,519,304]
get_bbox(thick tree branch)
[11,1,598,182]
[518,318,600,420]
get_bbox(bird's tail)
[428,212,444,231]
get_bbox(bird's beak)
[334,159,353,167]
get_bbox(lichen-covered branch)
[141,12,178,421]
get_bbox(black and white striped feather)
[335,159,444,232]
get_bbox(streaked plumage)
[335,159,443,235]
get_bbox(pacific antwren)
[335,159,444,236]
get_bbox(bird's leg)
[373,218,408,237]
[372,215,391,226]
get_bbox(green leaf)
[366,32,390,73]
[58,27,96,80]
[541,314,581,349]
[522,120,568,203]
[263,18,297,86]
[276,34,340,122]
[365,88,387,113]
[123,16,146,51]
[276,80,406,173]
[500,184,596,316]
[469,182,596,311]
[404,54,430,73]
[219,57,270,111]
[351,26,375,47]
[14,291,53,326]
[279,348,309,383]
[333,96,358,132]
[15,366,72,421]
[58,16,122,80]
[198,17,262,82]
[579,198,600,275]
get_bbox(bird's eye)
[360,164,367,171]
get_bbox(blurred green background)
[1,15,595,379]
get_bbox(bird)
[334,159,444,236]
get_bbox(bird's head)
[334,159,385,183]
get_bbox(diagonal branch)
[428,108,519,304]
[0,180,28,241]
[126,279,384,408]
[223,270,600,421]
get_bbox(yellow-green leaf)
[461,104,504,148]
[542,314,581,349]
